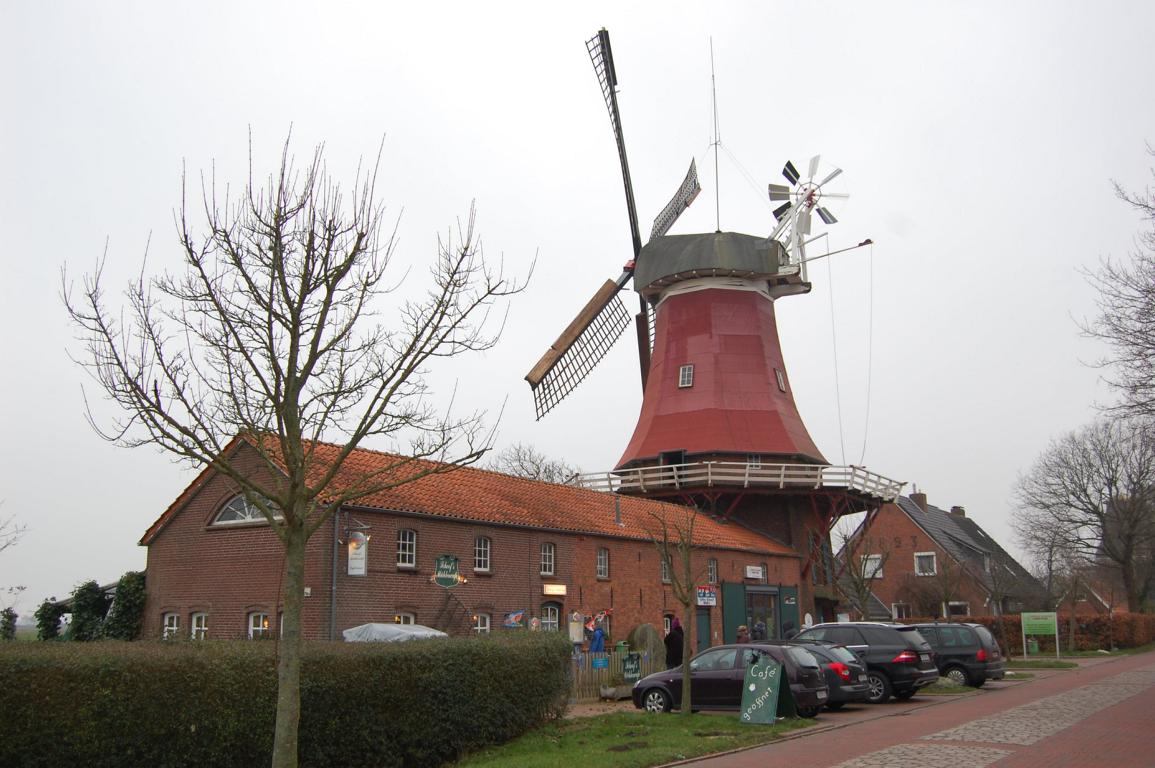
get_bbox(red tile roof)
[141,436,794,556]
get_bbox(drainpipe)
[330,509,340,640]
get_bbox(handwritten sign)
[739,656,782,725]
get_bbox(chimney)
[950,506,966,518]
[910,491,928,512]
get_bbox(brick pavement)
[689,653,1155,767]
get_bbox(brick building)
[843,491,1045,620]
[140,437,806,647]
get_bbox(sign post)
[739,655,783,724]
[1020,611,1060,659]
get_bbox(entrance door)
[696,608,711,652]
[745,591,776,641]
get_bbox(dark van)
[912,622,1005,687]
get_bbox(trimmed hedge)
[0,633,571,768]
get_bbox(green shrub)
[102,571,146,641]
[0,633,571,768]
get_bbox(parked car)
[788,640,871,709]
[911,622,1006,687]
[631,643,829,717]
[792,622,938,703]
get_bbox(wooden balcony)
[570,461,904,503]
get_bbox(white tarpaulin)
[341,623,448,642]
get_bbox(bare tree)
[63,138,523,768]
[644,502,710,715]
[489,443,579,483]
[834,520,890,620]
[1083,149,1155,417]
[1015,417,1155,614]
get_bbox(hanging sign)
[696,585,718,607]
[347,532,368,576]
[434,554,462,588]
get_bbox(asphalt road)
[689,653,1155,768]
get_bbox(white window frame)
[678,364,694,388]
[212,494,282,526]
[248,612,270,639]
[395,612,416,625]
[190,612,208,640]
[474,536,491,573]
[397,529,417,568]
[541,603,560,632]
[162,612,180,639]
[914,551,937,577]
[708,557,718,584]
[473,613,491,635]
[540,542,556,576]
[861,554,883,580]
[891,603,911,620]
[596,547,610,579]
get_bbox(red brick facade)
[141,442,804,646]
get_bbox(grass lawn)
[1006,659,1078,669]
[456,711,814,768]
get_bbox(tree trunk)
[271,523,307,768]
[680,602,694,715]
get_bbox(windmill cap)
[634,232,788,296]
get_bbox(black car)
[793,622,938,703]
[911,622,1006,687]
[789,640,871,709]
[631,643,829,717]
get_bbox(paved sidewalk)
[691,653,1155,767]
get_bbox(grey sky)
[2,1,1151,614]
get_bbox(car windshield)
[786,646,820,668]
[825,645,858,664]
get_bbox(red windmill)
[526,30,902,625]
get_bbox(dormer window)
[678,364,694,388]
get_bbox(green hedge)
[0,633,571,768]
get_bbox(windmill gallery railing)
[571,461,904,503]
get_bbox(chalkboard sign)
[739,656,782,725]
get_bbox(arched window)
[212,494,280,526]
[540,602,561,632]
[474,536,491,572]
[540,542,556,576]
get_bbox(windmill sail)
[525,280,632,419]
[650,159,702,240]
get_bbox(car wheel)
[642,688,671,713]
[825,701,846,711]
[866,671,892,704]
[796,705,820,718]
[893,689,916,701]
[945,666,971,687]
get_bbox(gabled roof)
[893,495,1043,598]
[141,437,795,557]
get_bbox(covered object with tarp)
[341,623,448,642]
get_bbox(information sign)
[739,656,782,725]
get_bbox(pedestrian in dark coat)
[665,617,684,669]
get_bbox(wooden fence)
[570,648,666,702]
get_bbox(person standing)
[665,617,684,669]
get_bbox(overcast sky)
[3,1,1153,616]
